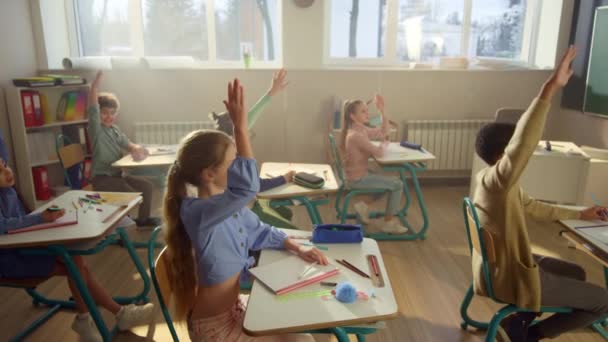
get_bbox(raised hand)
[223,78,246,130]
[92,70,103,88]
[374,94,385,114]
[268,69,289,96]
[551,45,576,87]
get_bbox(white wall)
[84,0,561,164]
[3,0,586,168]
[0,0,39,166]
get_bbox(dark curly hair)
[475,123,516,165]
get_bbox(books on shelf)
[41,74,86,86]
[13,77,56,87]
[13,75,87,87]
[57,91,87,121]
[249,256,340,295]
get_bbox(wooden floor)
[0,185,605,341]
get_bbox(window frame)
[65,0,283,69]
[323,0,542,68]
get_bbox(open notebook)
[249,256,340,295]
[8,211,78,234]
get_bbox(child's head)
[344,100,368,126]
[98,92,120,128]
[340,99,365,152]
[162,129,234,319]
[475,123,516,165]
[0,159,15,188]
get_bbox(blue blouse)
[180,157,288,286]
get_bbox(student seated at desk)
[163,79,326,342]
[0,134,154,342]
[87,70,158,227]
[340,94,408,234]
[472,46,608,341]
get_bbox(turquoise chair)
[328,133,388,225]
[459,197,574,341]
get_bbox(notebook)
[249,256,340,295]
[8,211,78,234]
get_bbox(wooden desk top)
[371,142,436,165]
[258,163,339,199]
[0,191,141,248]
[243,229,398,336]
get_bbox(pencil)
[336,259,370,278]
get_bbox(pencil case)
[400,141,422,150]
[312,224,363,244]
[294,172,325,189]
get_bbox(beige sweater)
[472,97,580,311]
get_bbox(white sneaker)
[116,303,155,331]
[381,221,409,234]
[71,314,103,342]
[353,202,370,224]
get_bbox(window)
[325,0,539,66]
[329,0,387,58]
[73,0,281,66]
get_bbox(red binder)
[21,91,37,127]
[32,166,51,200]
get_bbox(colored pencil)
[336,259,370,278]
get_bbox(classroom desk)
[111,145,178,169]
[369,142,436,241]
[243,229,397,341]
[258,163,339,225]
[0,191,150,342]
[560,218,608,339]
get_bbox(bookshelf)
[6,84,91,210]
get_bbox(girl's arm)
[224,79,253,158]
[367,94,391,139]
[248,69,288,129]
[259,176,286,192]
[243,210,329,265]
[0,214,44,234]
[351,132,386,158]
[189,157,260,227]
[87,71,103,141]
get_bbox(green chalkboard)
[585,6,608,117]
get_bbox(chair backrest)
[56,134,85,189]
[462,197,498,300]
[147,226,179,341]
[494,108,524,124]
[328,133,346,185]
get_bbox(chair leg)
[486,305,517,342]
[460,285,490,330]
[341,193,354,224]
[9,303,62,342]
[592,320,608,340]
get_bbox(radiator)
[134,121,216,145]
[406,120,492,171]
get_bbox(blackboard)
[584,6,608,117]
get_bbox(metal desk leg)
[48,245,113,342]
[114,227,151,303]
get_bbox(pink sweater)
[344,122,389,181]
